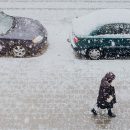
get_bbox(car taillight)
[73,37,79,44]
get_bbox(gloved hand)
[106,95,113,103]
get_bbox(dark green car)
[69,9,130,59]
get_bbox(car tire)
[0,40,6,55]
[12,45,27,58]
[88,48,101,60]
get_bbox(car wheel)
[0,40,6,55]
[88,49,101,60]
[12,45,26,58]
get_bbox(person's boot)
[108,109,116,117]
[91,108,97,116]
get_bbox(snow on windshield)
[72,9,130,37]
[0,12,13,35]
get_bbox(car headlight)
[32,35,44,44]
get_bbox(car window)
[0,12,14,35]
[112,23,130,34]
[90,23,130,36]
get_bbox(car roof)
[72,9,130,36]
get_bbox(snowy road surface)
[0,1,130,130]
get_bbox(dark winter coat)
[97,73,116,109]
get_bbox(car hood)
[0,16,45,41]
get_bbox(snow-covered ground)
[0,1,130,130]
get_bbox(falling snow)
[0,1,130,130]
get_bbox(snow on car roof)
[73,9,130,36]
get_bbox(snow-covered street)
[0,1,130,130]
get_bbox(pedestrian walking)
[91,72,116,117]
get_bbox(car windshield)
[0,12,14,35]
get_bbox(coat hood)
[104,72,115,81]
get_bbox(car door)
[90,23,130,56]
[118,23,130,55]
[89,24,118,55]
[108,23,130,55]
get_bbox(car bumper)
[28,37,47,55]
[70,43,86,55]
[68,33,87,55]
